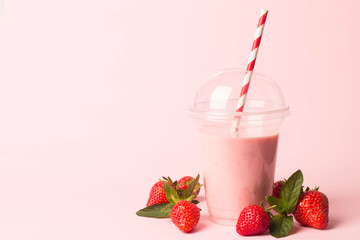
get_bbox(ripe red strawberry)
[236,205,270,236]
[272,180,285,198]
[177,176,201,196]
[170,200,200,232]
[293,189,329,229]
[146,181,169,207]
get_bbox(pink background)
[1,0,360,239]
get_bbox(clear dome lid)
[189,69,289,123]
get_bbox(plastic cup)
[189,69,289,226]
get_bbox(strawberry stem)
[266,205,277,211]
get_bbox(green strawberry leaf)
[136,203,173,218]
[164,182,180,204]
[182,174,200,199]
[269,214,293,238]
[280,169,303,214]
[265,196,288,214]
[191,199,200,204]
[177,188,185,199]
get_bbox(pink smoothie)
[199,133,279,225]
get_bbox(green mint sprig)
[136,203,174,218]
[136,174,200,218]
[265,169,303,238]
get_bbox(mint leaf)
[164,182,179,204]
[182,174,200,199]
[269,214,293,238]
[280,170,303,214]
[265,196,288,214]
[136,203,173,218]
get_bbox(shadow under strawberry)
[325,216,339,230]
[290,222,305,234]
[186,221,207,233]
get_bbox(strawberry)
[236,205,270,236]
[177,176,201,196]
[272,180,285,198]
[293,189,329,229]
[170,200,200,232]
[146,181,169,207]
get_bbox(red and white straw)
[232,9,268,131]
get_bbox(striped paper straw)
[232,9,268,131]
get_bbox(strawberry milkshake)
[199,133,279,225]
[189,69,289,226]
